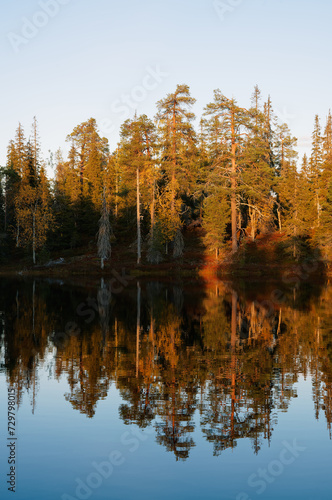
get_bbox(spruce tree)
[15,168,53,264]
[275,123,298,233]
[309,115,323,228]
[118,114,158,263]
[156,84,197,255]
[299,154,316,232]
[13,123,27,177]
[316,111,332,254]
[66,118,109,242]
[241,87,275,240]
[31,116,41,176]
[66,118,109,208]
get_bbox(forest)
[1,84,332,269]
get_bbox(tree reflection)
[1,277,332,458]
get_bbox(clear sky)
[1,0,331,173]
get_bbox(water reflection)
[1,277,331,460]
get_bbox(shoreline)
[0,257,328,281]
[1,231,329,282]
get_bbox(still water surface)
[0,277,331,499]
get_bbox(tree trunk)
[231,112,237,253]
[115,173,118,219]
[316,192,320,227]
[249,205,256,241]
[79,144,85,195]
[171,107,177,215]
[277,208,282,233]
[137,167,141,264]
[151,178,155,242]
[32,208,36,265]
[276,309,282,337]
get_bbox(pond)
[0,276,331,499]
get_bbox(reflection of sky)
[0,368,331,500]
[1,0,332,169]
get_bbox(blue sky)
[1,0,331,172]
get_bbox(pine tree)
[204,90,251,252]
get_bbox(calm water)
[0,277,331,500]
